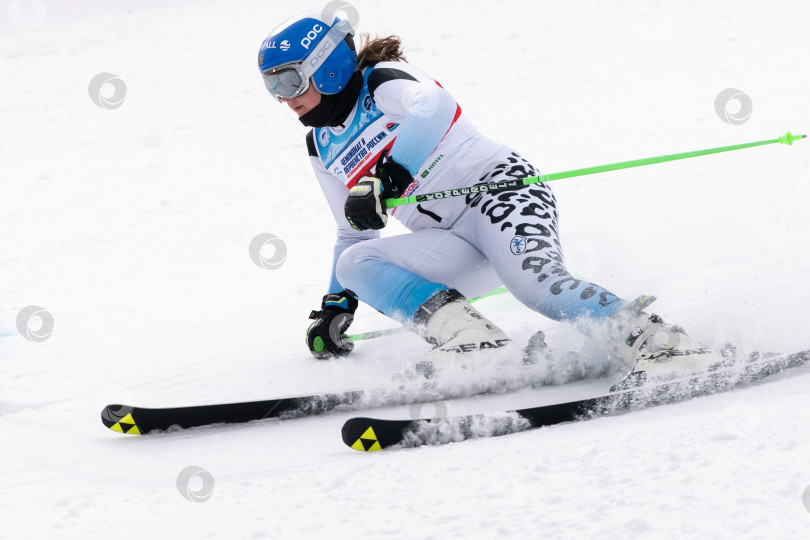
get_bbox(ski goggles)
[261,18,354,102]
[262,64,310,101]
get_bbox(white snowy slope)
[1,0,810,538]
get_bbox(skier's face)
[279,84,321,117]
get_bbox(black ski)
[101,391,364,435]
[342,348,810,451]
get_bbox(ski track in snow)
[2,0,810,538]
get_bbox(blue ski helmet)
[258,12,357,100]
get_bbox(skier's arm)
[367,62,460,176]
[309,153,378,293]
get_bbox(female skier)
[257,12,719,384]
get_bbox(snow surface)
[2,0,810,538]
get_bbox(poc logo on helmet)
[301,24,324,50]
[307,39,334,70]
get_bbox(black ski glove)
[306,290,359,359]
[344,151,413,231]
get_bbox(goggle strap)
[300,19,353,79]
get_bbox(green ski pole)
[385,131,806,209]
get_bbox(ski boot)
[609,295,727,391]
[413,288,511,361]
[390,289,511,385]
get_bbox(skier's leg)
[336,228,494,309]
[452,148,726,379]
[451,149,627,323]
[335,229,510,351]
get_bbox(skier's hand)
[375,151,413,197]
[344,177,387,231]
[343,152,413,231]
[306,290,358,359]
